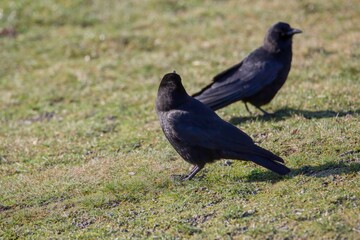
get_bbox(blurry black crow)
[193,22,302,115]
[156,72,290,180]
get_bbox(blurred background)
[0,0,359,238]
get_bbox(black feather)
[192,22,302,114]
[156,72,291,180]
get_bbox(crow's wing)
[192,61,243,98]
[165,98,285,165]
[193,53,283,110]
[167,106,254,152]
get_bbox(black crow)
[156,72,290,180]
[192,22,302,115]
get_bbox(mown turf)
[0,0,359,239]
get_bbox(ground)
[0,0,359,239]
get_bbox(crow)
[156,72,290,180]
[192,22,302,115]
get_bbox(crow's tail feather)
[193,92,240,111]
[222,147,290,175]
[252,145,284,163]
[248,155,290,175]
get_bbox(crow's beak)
[287,28,302,36]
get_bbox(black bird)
[156,72,290,180]
[192,22,302,115]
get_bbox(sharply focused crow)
[192,22,302,115]
[156,72,290,180]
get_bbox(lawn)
[0,0,359,239]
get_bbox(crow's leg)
[181,165,203,181]
[255,106,270,115]
[244,102,252,115]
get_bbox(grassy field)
[1,0,359,239]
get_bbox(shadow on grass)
[229,107,360,125]
[245,160,360,183]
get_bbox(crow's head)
[264,22,302,52]
[156,72,188,111]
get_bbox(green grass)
[1,0,359,238]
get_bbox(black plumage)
[156,72,290,180]
[192,22,302,115]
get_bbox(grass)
[0,0,359,238]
